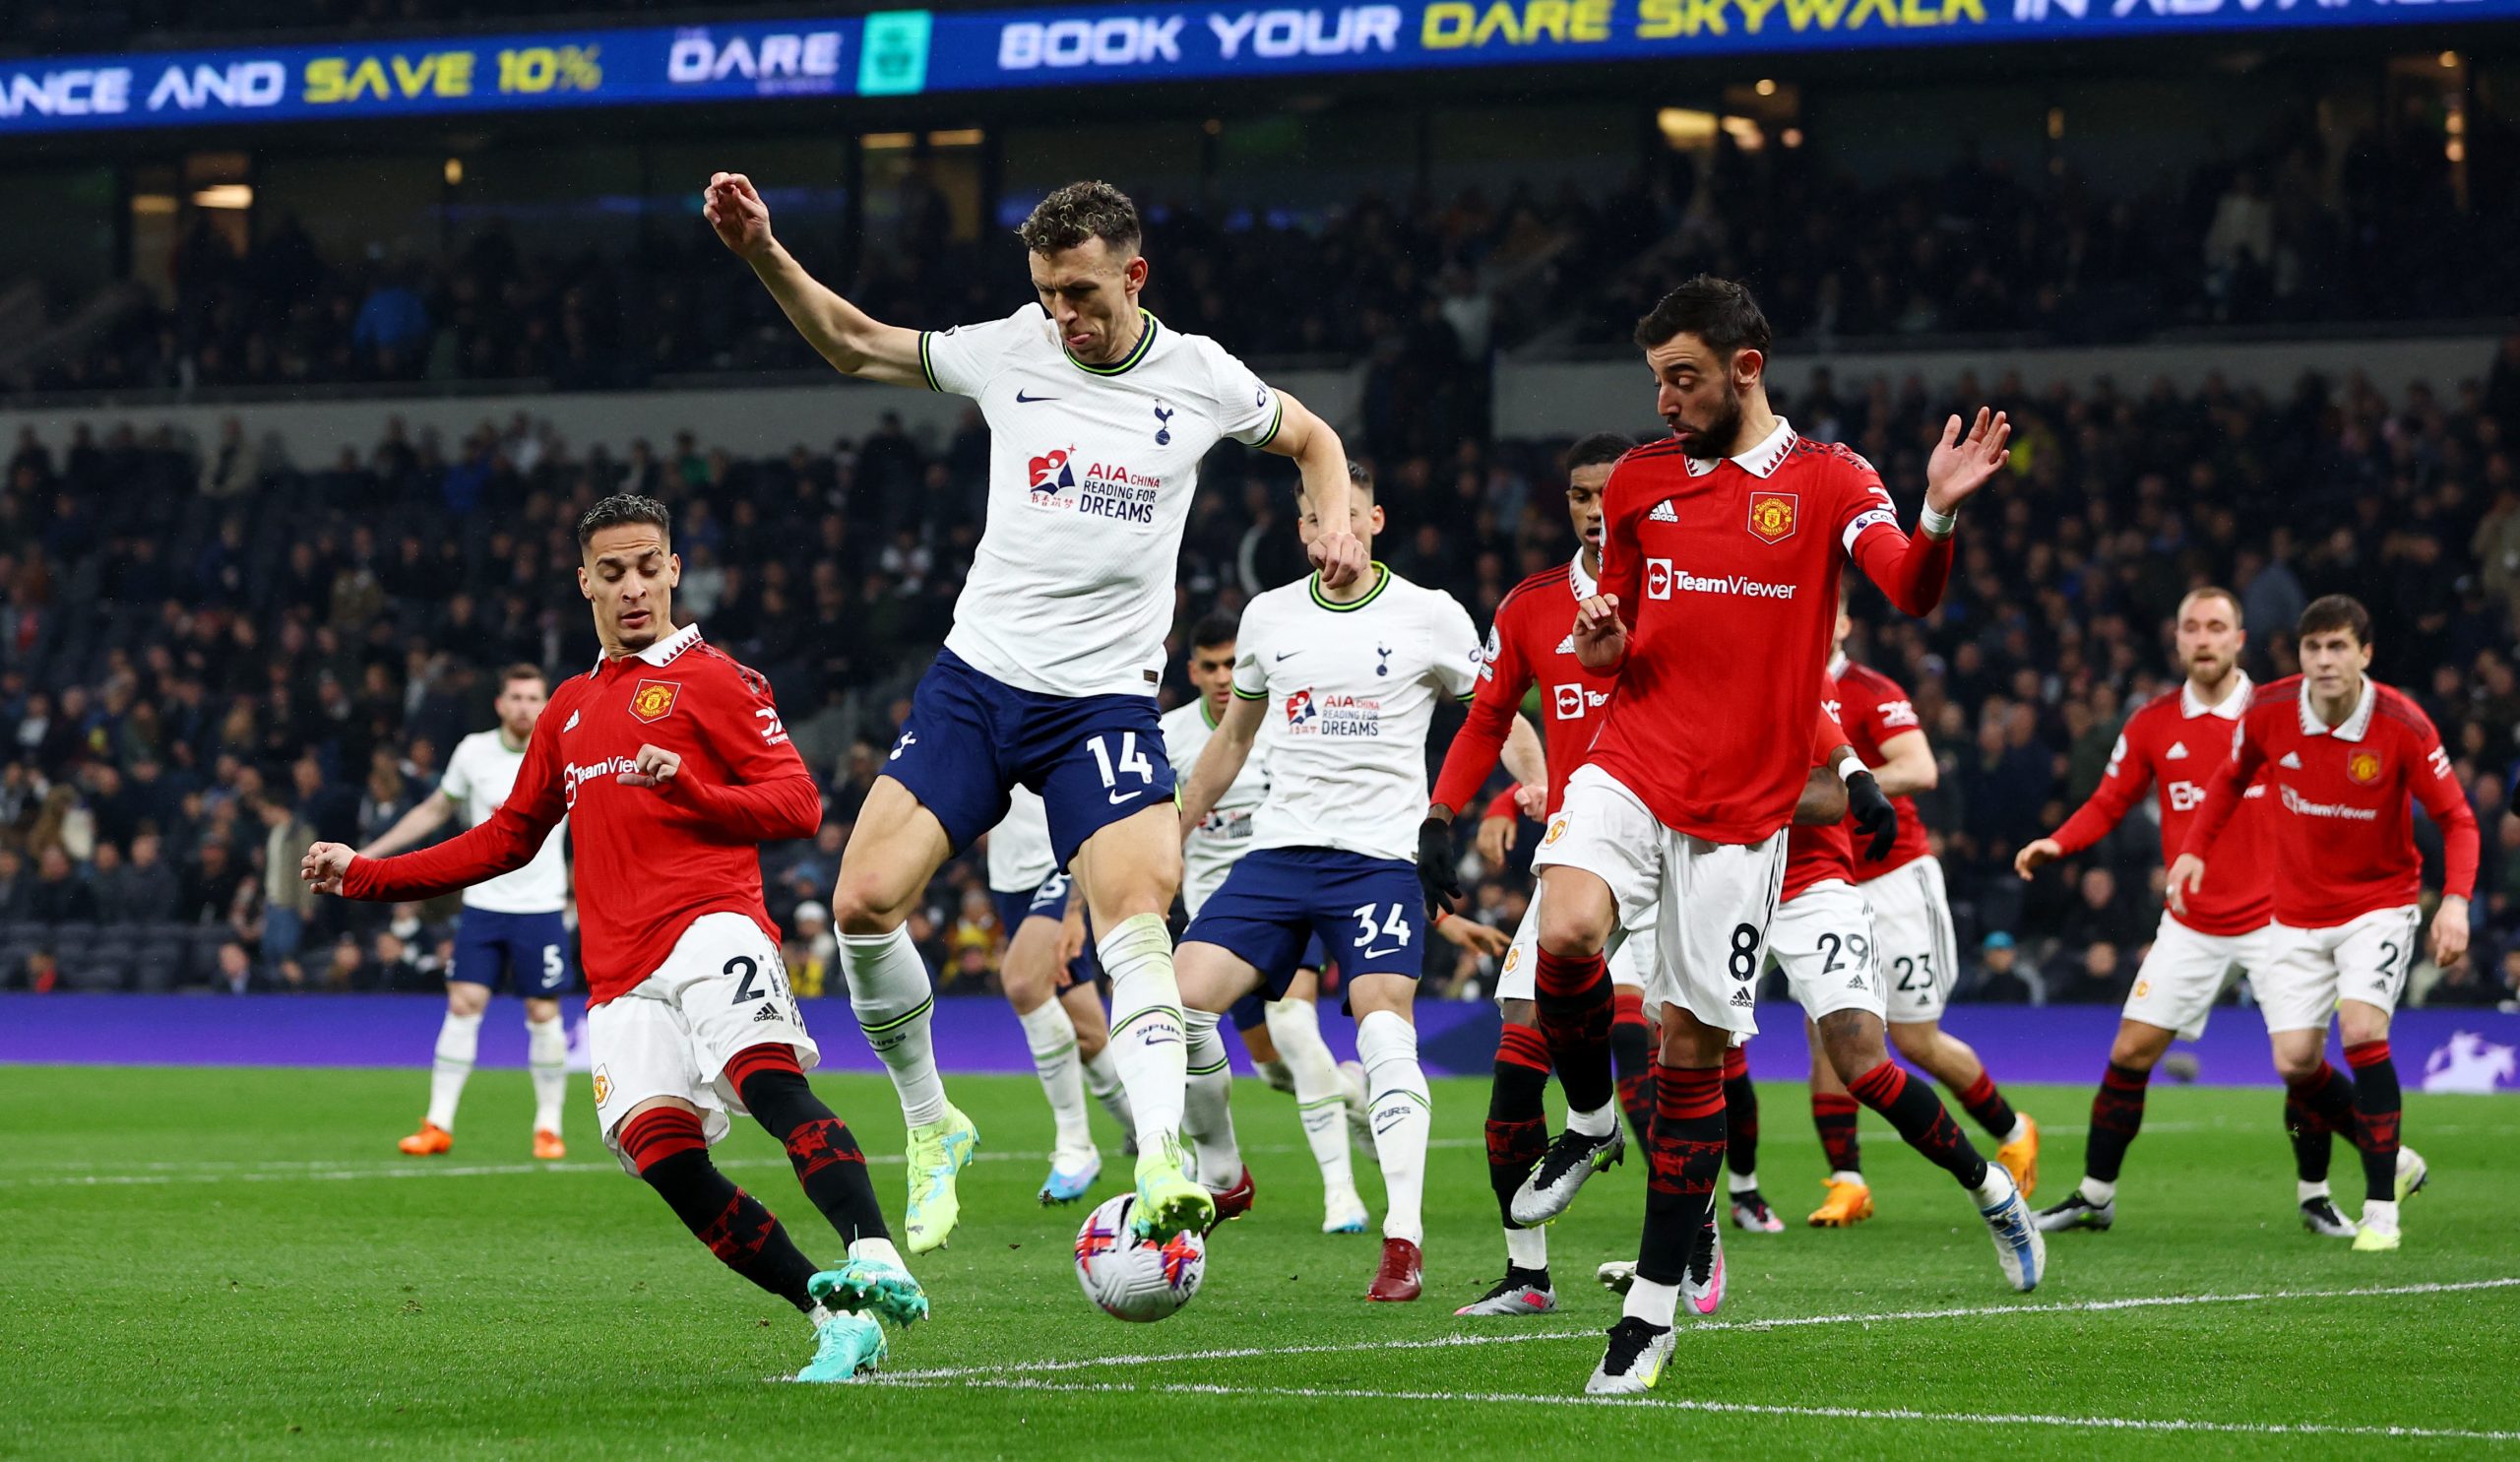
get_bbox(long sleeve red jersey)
[343,624,821,1004]
[1826,655,1937,880]
[1782,670,1860,902]
[2180,674,2477,929]
[2049,676,2273,937]
[1588,420,1954,843]
[1431,553,1618,818]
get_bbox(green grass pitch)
[5,1063,2516,1459]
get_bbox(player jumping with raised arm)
[2170,594,2469,1252]
[363,664,574,1161]
[1162,610,1384,1236]
[710,175,1366,1248]
[1829,604,2039,1218]
[1173,464,1524,1302]
[302,495,919,1382]
[1518,278,2022,1396]
[985,785,1134,1205]
[2016,588,2362,1237]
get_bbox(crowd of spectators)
[23,97,2515,463]
[4,336,2520,1013]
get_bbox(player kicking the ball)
[1525,278,2025,1395]
[712,174,1365,1250]
[1163,611,1381,1236]
[362,664,574,1161]
[2171,595,2471,1251]
[303,495,919,1382]
[1173,465,1522,1302]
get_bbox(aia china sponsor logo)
[1027,446,1165,524]
[1286,689,1382,737]
[1746,490,1797,544]
[1284,689,1319,728]
[1028,447,1078,497]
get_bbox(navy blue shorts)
[449,908,573,998]
[888,650,1174,868]
[1184,849,1422,1000]
[992,874,1102,990]
[1225,928,1329,1032]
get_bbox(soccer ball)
[1073,1193,1204,1322]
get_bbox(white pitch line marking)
[873,1375,2520,1442]
[879,1277,2520,1382]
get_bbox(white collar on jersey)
[2299,675,2376,741]
[1568,549,1598,600]
[595,620,703,673]
[1826,649,1849,679]
[1681,416,1796,478]
[2181,671,2251,721]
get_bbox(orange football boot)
[398,1121,453,1156]
[1997,1114,2041,1200]
[1807,1178,1874,1228]
[533,1129,567,1161]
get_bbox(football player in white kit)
[362,664,574,1160]
[985,785,1137,1205]
[713,174,1367,1251]
[1164,610,1378,1235]
[1172,465,1523,1302]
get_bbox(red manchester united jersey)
[1588,420,1955,843]
[345,624,822,1005]
[1828,656,1935,878]
[2050,676,2273,937]
[2182,674,2478,928]
[1432,553,1618,818]
[1783,669,1858,902]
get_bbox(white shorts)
[1765,880,1885,1024]
[2253,905,2424,1035]
[2122,912,2268,1042]
[1529,765,1786,1040]
[1860,856,1958,1024]
[1494,878,1660,1004]
[589,913,819,1175]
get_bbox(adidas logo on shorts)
[751,1002,782,1024]
[1731,987,1754,1008]
[1847,975,1868,989]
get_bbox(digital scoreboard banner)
[1,0,2511,136]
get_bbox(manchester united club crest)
[2348,749,2383,786]
[592,1067,611,1107]
[1747,490,1797,544]
[629,679,680,724]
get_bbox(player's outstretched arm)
[2024,732,2152,876]
[2408,720,2480,965]
[1178,691,1266,837]
[312,797,558,904]
[1259,390,1367,590]
[357,791,457,859]
[1500,715,1546,801]
[1867,728,1938,798]
[706,171,924,388]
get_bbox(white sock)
[1565,1100,1616,1138]
[1018,999,1093,1156]
[1181,1007,1241,1188]
[1505,1225,1548,1271]
[1357,1010,1430,1245]
[1265,998,1355,1198]
[2004,1113,2030,1146]
[1728,1169,1760,1195]
[426,1010,481,1131]
[1254,1058,1295,1094]
[1972,1163,2017,1209]
[1830,1170,1867,1187]
[1083,1046,1136,1134]
[1623,1277,1679,1328]
[527,1014,568,1135]
[1098,915,1187,1158]
[2298,1178,2332,1204]
[2080,1176,2116,1206]
[848,1235,908,1273]
[2362,1197,2399,1230]
[842,926,947,1127]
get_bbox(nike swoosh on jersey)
[1015,390,1058,403]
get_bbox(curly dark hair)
[575,492,671,548]
[1017,181,1143,257]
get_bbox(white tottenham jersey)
[438,729,569,913]
[1161,696,1273,917]
[985,783,1058,895]
[1231,566,1481,863]
[921,306,1283,698]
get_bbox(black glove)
[1846,770,1900,862]
[1416,815,1464,915]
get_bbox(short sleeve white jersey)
[985,783,1058,895]
[437,729,569,914]
[1160,696,1273,917]
[920,306,1283,699]
[1230,566,1481,863]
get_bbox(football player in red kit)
[2173,594,2474,1252]
[301,494,921,1381]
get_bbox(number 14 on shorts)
[1088,731,1156,805]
